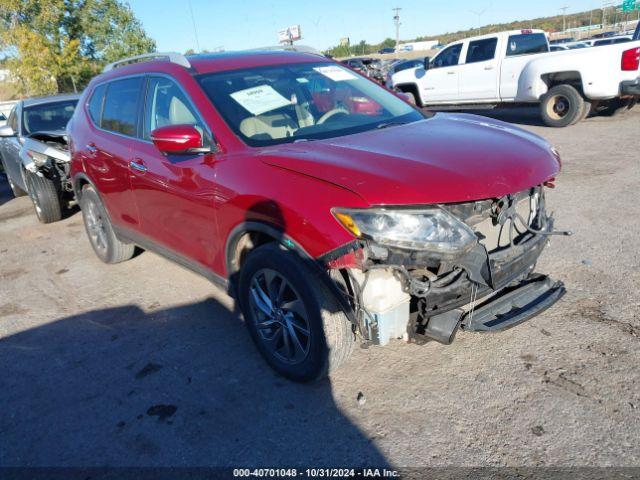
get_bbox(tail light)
[621,47,640,71]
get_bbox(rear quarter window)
[101,78,143,136]
[87,84,106,126]
[506,33,549,56]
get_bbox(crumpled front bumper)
[461,274,565,332]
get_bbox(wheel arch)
[225,221,313,284]
[225,221,358,325]
[540,71,585,96]
[72,172,95,201]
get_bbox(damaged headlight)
[332,207,477,256]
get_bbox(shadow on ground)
[0,298,389,468]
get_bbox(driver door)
[420,43,462,104]
[130,75,221,269]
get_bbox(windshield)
[22,100,77,135]
[197,62,424,146]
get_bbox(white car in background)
[392,29,640,127]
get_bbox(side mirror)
[0,125,15,137]
[150,124,208,155]
[423,57,431,71]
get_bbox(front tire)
[79,185,135,264]
[540,84,585,127]
[25,171,62,223]
[238,243,354,382]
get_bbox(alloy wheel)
[249,268,311,365]
[85,200,108,255]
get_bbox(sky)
[129,0,601,53]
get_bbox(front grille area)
[443,187,544,254]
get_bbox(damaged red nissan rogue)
[68,50,570,382]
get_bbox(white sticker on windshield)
[313,66,357,82]
[230,85,291,116]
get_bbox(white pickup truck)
[391,29,640,127]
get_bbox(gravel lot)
[0,108,639,470]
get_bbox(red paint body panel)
[258,114,560,205]
[69,52,561,280]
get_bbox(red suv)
[68,51,567,382]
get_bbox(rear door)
[421,43,463,103]
[130,75,220,269]
[499,32,550,100]
[458,36,501,101]
[83,77,143,230]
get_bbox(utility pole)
[393,8,402,50]
[470,8,487,35]
[560,6,569,33]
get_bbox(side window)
[143,77,202,140]
[102,77,143,136]
[0,113,5,121]
[506,34,549,56]
[432,44,462,68]
[466,38,498,64]
[87,84,106,126]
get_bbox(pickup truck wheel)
[25,171,62,223]
[540,85,584,127]
[79,185,135,264]
[573,100,592,125]
[238,243,354,383]
[403,91,417,106]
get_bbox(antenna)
[188,0,201,52]
[393,8,402,50]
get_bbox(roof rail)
[250,45,323,55]
[103,52,191,73]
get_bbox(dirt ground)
[0,107,639,470]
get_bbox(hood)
[259,113,560,206]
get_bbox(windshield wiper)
[376,121,407,130]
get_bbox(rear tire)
[238,243,354,382]
[573,100,592,125]
[25,171,62,223]
[540,84,585,127]
[79,185,135,264]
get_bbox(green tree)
[0,0,156,96]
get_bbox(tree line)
[324,7,637,57]
[0,0,156,96]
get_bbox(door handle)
[130,160,147,173]
[484,66,495,71]
[447,71,455,75]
